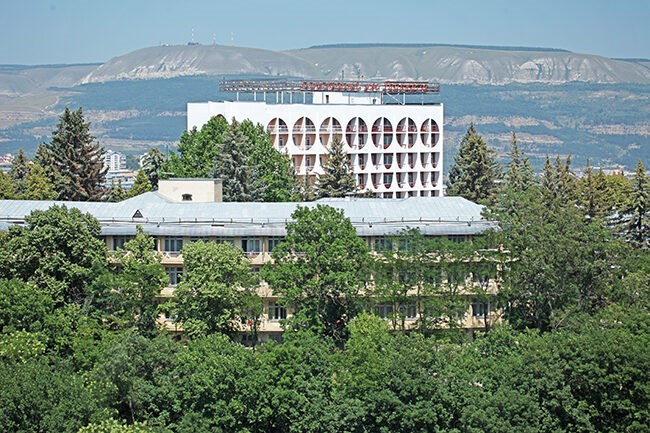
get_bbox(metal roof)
[0,194,497,237]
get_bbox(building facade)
[0,182,500,341]
[187,80,443,199]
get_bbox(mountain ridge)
[75,43,650,85]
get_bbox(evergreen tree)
[240,120,298,202]
[127,170,153,198]
[8,148,30,195]
[140,148,166,189]
[108,179,127,202]
[299,172,317,202]
[503,132,534,193]
[446,124,500,203]
[21,163,56,200]
[541,155,576,205]
[0,171,17,199]
[212,121,261,201]
[36,107,106,201]
[317,137,356,198]
[619,160,650,248]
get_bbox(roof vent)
[132,209,143,218]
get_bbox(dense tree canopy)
[164,117,297,201]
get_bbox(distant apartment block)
[104,149,127,172]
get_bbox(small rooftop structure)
[158,178,223,203]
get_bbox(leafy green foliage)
[36,107,106,201]
[172,241,258,337]
[140,148,166,189]
[112,228,167,333]
[0,205,107,305]
[263,205,369,342]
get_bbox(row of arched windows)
[266,116,440,149]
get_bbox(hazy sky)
[2,0,649,64]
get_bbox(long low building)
[0,179,501,341]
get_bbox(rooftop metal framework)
[220,79,440,95]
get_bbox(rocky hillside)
[80,45,320,83]
[78,43,650,85]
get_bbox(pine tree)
[9,148,30,195]
[317,137,356,198]
[36,107,106,201]
[541,155,576,204]
[503,132,534,193]
[619,160,650,248]
[127,170,153,198]
[0,171,17,199]
[140,148,166,189]
[108,179,127,202]
[22,163,56,200]
[446,124,500,203]
[212,121,261,201]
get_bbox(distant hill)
[79,45,320,84]
[76,43,650,85]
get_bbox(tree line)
[0,108,358,202]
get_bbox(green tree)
[22,163,57,200]
[262,205,369,342]
[140,148,166,189]
[173,241,258,337]
[241,120,298,202]
[126,170,153,198]
[164,115,229,178]
[8,148,30,195]
[503,132,534,193]
[0,171,17,199]
[317,137,356,198]
[0,205,107,305]
[108,179,127,202]
[619,160,650,248]
[36,107,106,201]
[113,228,167,333]
[0,279,55,333]
[447,124,501,203]
[212,120,261,201]
[541,155,576,204]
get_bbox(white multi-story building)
[187,80,443,198]
[104,149,127,172]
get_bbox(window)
[473,267,492,284]
[242,238,261,254]
[268,237,284,252]
[374,237,393,252]
[383,173,393,187]
[399,303,417,319]
[268,302,287,321]
[447,269,467,285]
[164,237,183,253]
[398,238,410,251]
[112,235,133,250]
[182,194,192,201]
[375,303,393,318]
[384,154,393,167]
[471,299,489,317]
[166,267,183,286]
[216,237,235,246]
[190,236,209,243]
[448,235,466,243]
